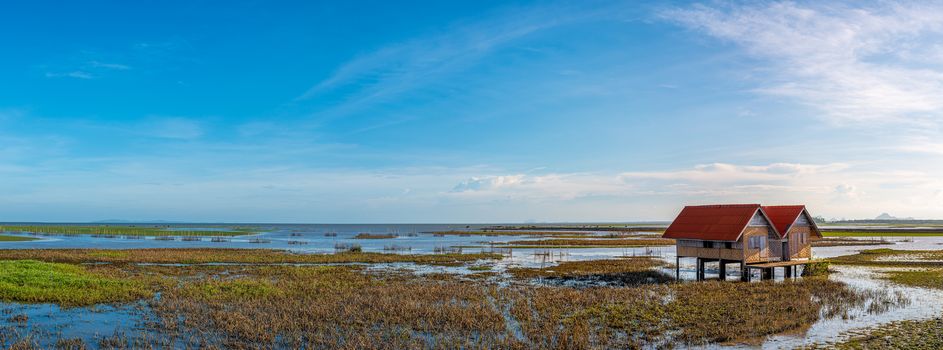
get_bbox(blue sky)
[3,0,943,222]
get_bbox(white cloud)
[661,1,943,125]
[45,71,94,79]
[295,2,632,117]
[89,61,131,70]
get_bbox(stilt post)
[718,260,727,281]
[676,256,680,281]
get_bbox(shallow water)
[2,225,942,348]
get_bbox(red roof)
[762,205,807,238]
[662,204,766,241]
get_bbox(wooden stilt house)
[663,204,820,281]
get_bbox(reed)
[0,225,256,237]
[0,235,37,242]
[496,238,675,248]
[0,248,501,265]
[353,233,397,239]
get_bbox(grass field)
[816,317,943,349]
[829,249,943,267]
[0,225,257,237]
[0,247,911,349]
[0,260,151,306]
[494,238,674,248]
[0,248,501,266]
[0,235,37,242]
[822,230,943,237]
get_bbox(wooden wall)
[787,226,813,259]
[742,227,772,263]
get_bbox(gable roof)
[762,205,822,238]
[662,204,777,241]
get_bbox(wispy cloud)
[296,2,633,116]
[660,1,943,125]
[45,71,94,79]
[89,60,131,70]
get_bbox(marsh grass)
[508,258,672,286]
[881,269,943,289]
[353,233,397,239]
[810,317,943,349]
[0,248,501,265]
[0,235,37,242]
[433,230,595,237]
[823,230,943,237]
[830,248,943,267]
[0,253,906,349]
[0,225,255,237]
[0,260,151,306]
[812,237,891,247]
[496,238,675,248]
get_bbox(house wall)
[787,226,813,259]
[742,227,772,263]
[677,241,744,260]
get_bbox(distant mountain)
[91,219,187,224]
[874,213,915,220]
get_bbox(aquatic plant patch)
[352,233,397,239]
[0,225,256,237]
[432,230,597,236]
[822,230,943,237]
[0,235,37,242]
[0,257,908,349]
[0,260,151,306]
[829,249,943,267]
[812,237,891,247]
[495,238,675,248]
[0,248,502,266]
[881,269,943,290]
[811,317,943,349]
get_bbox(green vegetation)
[352,233,397,239]
[494,237,674,248]
[434,230,596,236]
[0,250,909,349]
[0,248,501,266]
[812,237,891,247]
[882,269,943,289]
[0,235,37,242]
[509,257,672,285]
[822,230,943,237]
[0,260,151,306]
[802,261,831,276]
[829,248,943,267]
[0,225,256,237]
[814,317,943,349]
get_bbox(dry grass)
[497,238,674,248]
[829,249,943,267]
[0,248,501,266]
[433,230,595,237]
[812,237,891,247]
[0,251,908,349]
[805,317,943,349]
[353,233,398,239]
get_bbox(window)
[703,241,714,248]
[749,236,765,250]
[724,242,732,249]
